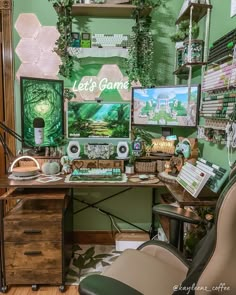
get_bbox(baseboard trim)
[73,230,146,245]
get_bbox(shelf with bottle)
[173,62,207,76]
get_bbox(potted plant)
[184,206,214,258]
[170,20,203,66]
[125,151,136,174]
[170,20,199,44]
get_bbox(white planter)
[175,41,184,49]
[125,165,134,174]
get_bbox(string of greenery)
[48,0,74,78]
[127,0,164,87]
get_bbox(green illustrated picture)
[20,77,64,147]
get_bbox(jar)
[176,47,184,68]
[183,39,204,63]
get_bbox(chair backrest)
[196,175,236,294]
[173,175,236,294]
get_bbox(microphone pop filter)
[33,117,45,128]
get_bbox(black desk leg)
[0,200,5,292]
[150,188,157,238]
[0,199,8,293]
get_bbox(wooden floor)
[3,285,79,295]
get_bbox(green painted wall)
[12,0,236,231]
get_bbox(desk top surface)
[0,174,218,206]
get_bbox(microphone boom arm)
[0,121,24,162]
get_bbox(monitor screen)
[67,102,130,139]
[132,85,200,127]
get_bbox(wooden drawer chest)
[3,189,73,292]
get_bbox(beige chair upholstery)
[79,176,236,295]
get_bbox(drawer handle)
[23,230,42,234]
[24,251,42,256]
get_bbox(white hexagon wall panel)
[15,13,61,80]
[15,39,41,63]
[15,13,41,38]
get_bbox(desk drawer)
[4,221,62,242]
[5,269,62,285]
[4,241,62,270]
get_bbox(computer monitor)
[132,85,200,127]
[67,101,130,139]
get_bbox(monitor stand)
[161,127,172,137]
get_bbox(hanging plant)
[64,87,76,100]
[127,0,164,87]
[170,20,199,43]
[48,0,74,78]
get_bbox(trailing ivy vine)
[48,0,74,78]
[127,0,164,87]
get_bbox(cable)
[96,208,121,234]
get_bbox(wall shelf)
[71,4,151,18]
[176,3,212,24]
[173,62,207,76]
[68,47,129,59]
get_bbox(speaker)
[67,141,80,159]
[116,141,129,159]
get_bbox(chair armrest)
[153,204,202,224]
[79,274,143,295]
[137,240,190,268]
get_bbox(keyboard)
[177,162,211,198]
[92,34,132,48]
[196,158,228,193]
[70,168,122,181]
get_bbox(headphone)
[181,138,191,146]
[175,138,191,159]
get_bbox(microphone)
[33,117,45,145]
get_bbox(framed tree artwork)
[20,77,64,148]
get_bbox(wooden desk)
[0,175,165,190]
[0,174,218,292]
[0,174,218,205]
[165,183,218,207]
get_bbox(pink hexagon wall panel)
[15,13,41,38]
[97,64,123,83]
[36,27,60,52]
[16,64,43,81]
[36,51,61,76]
[15,39,41,63]
[15,13,61,80]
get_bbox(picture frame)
[20,77,64,148]
[231,0,236,17]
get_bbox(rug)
[66,244,122,284]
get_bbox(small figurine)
[60,156,72,174]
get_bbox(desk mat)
[64,173,128,183]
